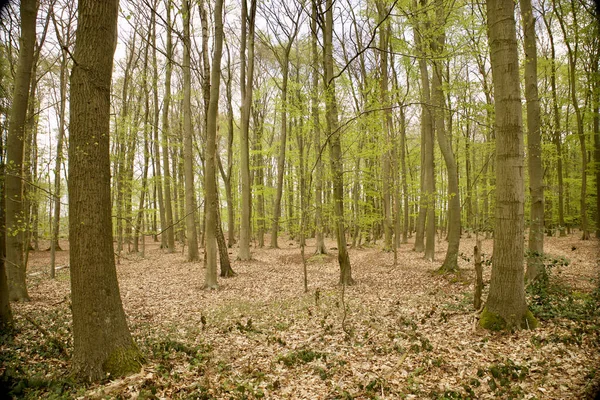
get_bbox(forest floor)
[2,232,600,399]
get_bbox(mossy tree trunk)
[68,0,144,381]
[481,0,536,331]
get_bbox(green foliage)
[278,348,327,367]
[527,255,600,322]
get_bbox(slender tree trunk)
[555,0,589,240]
[50,43,68,278]
[520,0,544,280]
[377,1,393,252]
[182,0,199,260]
[0,125,13,330]
[312,1,326,255]
[69,0,144,380]
[5,0,37,302]
[431,0,460,272]
[323,0,353,285]
[238,0,257,260]
[480,0,536,331]
[161,0,175,251]
[204,0,225,290]
[271,59,291,249]
[150,3,167,249]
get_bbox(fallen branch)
[23,314,69,357]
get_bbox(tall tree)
[412,0,435,261]
[554,0,590,240]
[322,0,353,285]
[237,0,257,261]
[480,0,536,331]
[431,0,460,272]
[0,118,12,330]
[161,0,176,252]
[520,0,544,280]
[68,0,144,380]
[50,2,75,277]
[151,1,167,250]
[262,0,302,248]
[182,0,200,260]
[311,0,326,255]
[4,0,37,301]
[204,0,225,289]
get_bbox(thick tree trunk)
[481,0,536,331]
[521,0,544,281]
[182,0,199,261]
[5,0,36,302]
[68,0,144,380]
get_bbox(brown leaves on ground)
[6,232,600,399]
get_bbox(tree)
[4,0,37,302]
[204,0,225,290]
[68,0,144,380]
[238,0,257,261]
[322,0,353,285]
[520,0,544,281]
[431,0,460,272]
[182,0,200,261]
[480,0,537,331]
[162,0,176,252]
[0,122,12,330]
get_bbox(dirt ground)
[6,232,600,399]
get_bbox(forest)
[0,0,599,398]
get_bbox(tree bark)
[69,0,144,380]
[520,0,544,281]
[204,0,225,290]
[5,0,37,302]
[161,0,176,252]
[238,0,257,261]
[323,0,353,285]
[481,0,536,331]
[312,0,326,255]
[182,0,199,261]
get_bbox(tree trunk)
[5,0,37,302]
[431,0,460,272]
[68,0,144,380]
[0,124,13,330]
[161,0,175,252]
[520,0,544,281]
[554,0,589,240]
[323,0,353,285]
[150,3,167,250]
[271,59,291,249]
[204,0,225,290]
[238,0,257,261]
[50,23,70,277]
[480,0,536,331]
[182,0,199,261]
[312,1,326,255]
